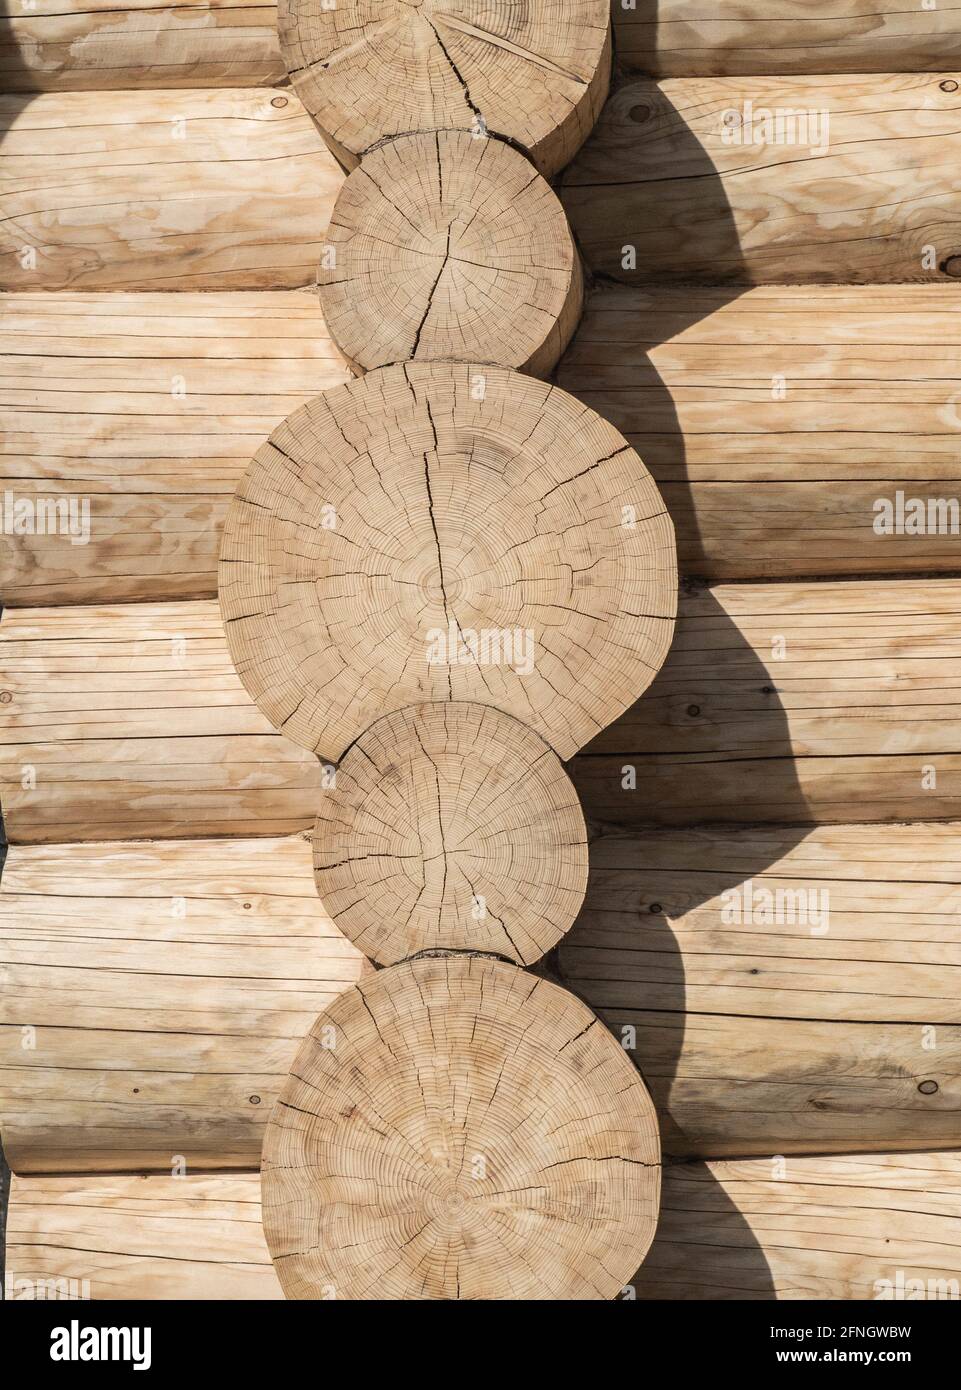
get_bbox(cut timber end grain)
[218,363,677,762]
[277,0,611,177]
[261,956,660,1301]
[312,702,588,966]
[319,131,583,376]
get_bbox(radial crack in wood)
[319,130,583,375]
[277,0,611,177]
[261,955,660,1301]
[218,363,677,761]
[312,702,587,966]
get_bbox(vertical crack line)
[425,16,483,121]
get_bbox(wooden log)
[613,2,961,77]
[0,602,323,844]
[558,283,961,580]
[572,577,961,827]
[262,955,660,1301]
[5,1173,282,1300]
[278,0,612,177]
[219,363,677,762]
[1,0,284,92]
[0,90,342,291]
[313,703,588,967]
[0,836,368,1174]
[0,290,350,607]
[560,821,961,1157]
[561,74,961,284]
[634,1153,961,1301]
[318,131,583,377]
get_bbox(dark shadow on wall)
[547,53,817,1300]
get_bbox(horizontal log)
[0,836,368,1173]
[0,90,341,291]
[12,1154,960,1301]
[572,577,961,827]
[1,0,283,91]
[560,821,961,1157]
[558,284,961,580]
[562,74,961,284]
[614,2,961,77]
[0,290,349,605]
[9,581,961,840]
[635,1152,961,1300]
[5,1173,282,1299]
[0,602,322,843]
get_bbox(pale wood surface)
[319,131,583,377]
[313,703,587,967]
[558,283,961,579]
[0,90,342,291]
[220,364,676,762]
[0,602,323,844]
[10,584,961,842]
[0,290,349,606]
[1,0,284,91]
[561,821,961,1157]
[5,1173,282,1299]
[614,1,961,76]
[278,0,611,177]
[635,1153,961,1300]
[263,956,660,1301]
[0,836,368,1173]
[562,74,961,284]
[572,577,961,827]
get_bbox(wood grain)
[0,90,342,291]
[572,577,961,827]
[0,836,368,1174]
[0,290,349,606]
[562,74,961,284]
[1,0,283,91]
[0,602,323,844]
[614,1,961,77]
[561,821,961,1157]
[635,1153,961,1300]
[558,283,961,579]
[5,1173,282,1300]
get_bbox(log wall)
[558,284,961,580]
[562,74,961,284]
[614,2,961,76]
[1,1,283,91]
[0,603,322,843]
[561,821,961,1157]
[0,90,341,291]
[0,290,349,605]
[5,1173,282,1299]
[0,836,367,1173]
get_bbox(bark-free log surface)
[1,0,284,91]
[572,577,961,827]
[278,0,611,177]
[614,1,961,76]
[313,703,587,966]
[0,836,368,1174]
[1,290,349,606]
[220,364,677,762]
[562,74,961,284]
[560,821,961,1157]
[636,1153,961,1301]
[6,1174,282,1300]
[318,131,582,376]
[0,90,342,291]
[262,955,660,1301]
[558,283,961,580]
[0,602,322,844]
